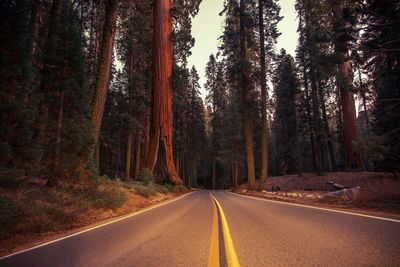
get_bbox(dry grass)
[0,177,187,255]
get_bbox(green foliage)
[87,185,126,211]
[272,50,301,175]
[361,0,400,172]
[0,0,41,172]
[138,168,155,184]
[132,183,158,198]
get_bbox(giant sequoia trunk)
[240,0,256,190]
[258,0,268,189]
[91,0,119,145]
[339,58,361,170]
[330,1,361,170]
[146,0,182,185]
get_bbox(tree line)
[1,0,399,190]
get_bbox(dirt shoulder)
[235,172,400,216]
[0,178,188,257]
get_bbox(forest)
[1,0,399,190]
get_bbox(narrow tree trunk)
[125,130,132,180]
[240,0,256,190]
[125,41,135,180]
[309,68,324,175]
[212,157,216,190]
[37,0,62,172]
[146,0,182,185]
[175,153,180,177]
[134,136,141,179]
[258,0,268,190]
[234,160,239,189]
[91,0,119,145]
[299,41,317,171]
[53,90,64,173]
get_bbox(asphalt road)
[1,191,399,267]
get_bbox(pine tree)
[258,0,281,188]
[272,50,301,175]
[0,0,41,174]
[205,55,227,189]
[361,0,400,173]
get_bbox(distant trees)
[1,0,399,188]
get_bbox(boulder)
[319,186,360,203]
[333,183,345,190]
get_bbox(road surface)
[1,191,399,266]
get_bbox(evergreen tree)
[361,0,400,173]
[272,50,301,175]
[0,0,40,173]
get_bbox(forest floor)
[0,176,187,257]
[236,172,400,216]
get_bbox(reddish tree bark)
[146,0,182,185]
[339,57,362,170]
[91,0,119,144]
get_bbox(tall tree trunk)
[303,0,323,175]
[258,0,268,190]
[309,68,324,175]
[125,41,135,180]
[330,1,361,170]
[146,0,182,185]
[91,0,119,145]
[338,57,361,170]
[317,79,337,171]
[298,9,317,172]
[37,0,61,172]
[240,0,256,190]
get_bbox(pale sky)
[187,0,299,98]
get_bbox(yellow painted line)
[1,191,195,260]
[228,192,400,223]
[208,192,220,267]
[211,193,241,267]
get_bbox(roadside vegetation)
[0,171,187,255]
[236,172,400,213]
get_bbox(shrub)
[138,168,154,184]
[133,183,157,198]
[87,186,126,210]
[172,185,187,193]
[0,196,27,235]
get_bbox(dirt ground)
[236,172,400,214]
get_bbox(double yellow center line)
[208,192,241,267]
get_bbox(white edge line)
[1,191,195,260]
[227,191,400,223]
